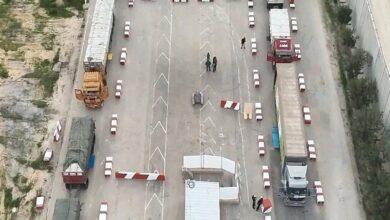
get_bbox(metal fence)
[348,0,390,125]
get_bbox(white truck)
[267,9,299,65]
[275,63,309,206]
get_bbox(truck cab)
[281,163,309,206]
[267,38,299,63]
[267,0,284,9]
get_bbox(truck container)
[267,9,299,64]
[275,63,308,206]
[51,198,81,220]
[62,117,95,189]
[75,0,115,108]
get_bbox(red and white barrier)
[314,181,325,205]
[115,171,166,181]
[261,198,273,213]
[307,140,316,160]
[53,120,62,142]
[262,166,270,189]
[220,100,240,110]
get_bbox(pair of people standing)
[252,195,263,211]
[206,52,217,72]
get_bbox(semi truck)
[62,117,95,189]
[266,9,299,65]
[275,63,308,206]
[267,0,284,9]
[51,198,81,220]
[75,0,115,108]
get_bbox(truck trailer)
[275,63,308,206]
[75,0,115,108]
[51,198,81,220]
[267,0,284,9]
[62,117,95,189]
[267,9,299,64]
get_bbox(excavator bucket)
[75,89,84,101]
[101,86,109,99]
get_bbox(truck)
[275,63,308,206]
[266,9,299,65]
[267,0,284,9]
[75,0,115,108]
[51,198,81,220]
[62,117,95,189]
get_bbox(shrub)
[0,63,9,78]
[337,5,352,24]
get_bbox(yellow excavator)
[75,71,108,108]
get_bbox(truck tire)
[65,184,70,190]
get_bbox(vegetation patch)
[39,0,84,18]
[323,1,390,219]
[28,154,53,172]
[41,33,56,50]
[32,100,48,108]
[23,59,59,97]
[4,187,22,209]
[0,63,9,78]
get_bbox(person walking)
[256,196,263,211]
[212,56,217,72]
[251,195,257,209]
[206,59,211,72]
[241,37,246,49]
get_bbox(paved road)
[43,0,364,220]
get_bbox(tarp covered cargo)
[269,9,290,41]
[52,198,81,220]
[83,0,115,71]
[275,63,307,162]
[63,117,95,174]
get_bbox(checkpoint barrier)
[251,38,257,55]
[314,181,325,205]
[115,171,165,181]
[53,120,62,142]
[262,166,271,189]
[220,100,240,111]
[307,140,317,161]
[253,69,260,87]
[302,105,311,124]
[255,102,263,121]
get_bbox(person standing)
[212,56,217,72]
[241,37,246,49]
[256,196,263,211]
[207,52,210,62]
[251,195,257,209]
[206,59,211,72]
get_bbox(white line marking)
[152,96,168,108]
[150,121,167,134]
[149,146,166,161]
[210,137,217,145]
[200,69,207,77]
[200,56,207,65]
[200,41,211,50]
[155,52,170,64]
[204,147,215,155]
[200,27,210,36]
[242,56,251,100]
[145,193,163,210]
[201,84,211,93]
[158,16,171,26]
[230,33,250,204]
[153,73,169,87]
[200,100,216,112]
[202,116,216,128]
[156,34,171,47]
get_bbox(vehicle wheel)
[65,184,70,190]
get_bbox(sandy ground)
[0,1,83,218]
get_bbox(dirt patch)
[0,0,83,219]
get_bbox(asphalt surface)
[43,0,365,220]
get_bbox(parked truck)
[266,9,299,65]
[274,63,308,206]
[75,0,115,108]
[267,0,284,9]
[51,198,81,220]
[62,117,95,189]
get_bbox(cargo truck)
[75,0,115,108]
[51,198,81,220]
[62,117,95,189]
[267,9,299,65]
[274,63,308,206]
[267,0,284,9]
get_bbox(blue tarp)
[88,155,95,169]
[272,126,280,149]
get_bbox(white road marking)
[153,73,169,87]
[152,96,168,108]
[150,121,167,134]
[156,34,171,47]
[149,146,166,161]
[204,147,216,155]
[200,100,216,112]
[200,41,211,50]
[202,116,216,128]
[145,193,163,210]
[200,27,210,36]
[155,52,170,64]
[200,69,207,77]
[230,33,250,204]
[200,84,211,93]
[242,53,251,100]
[158,16,171,26]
